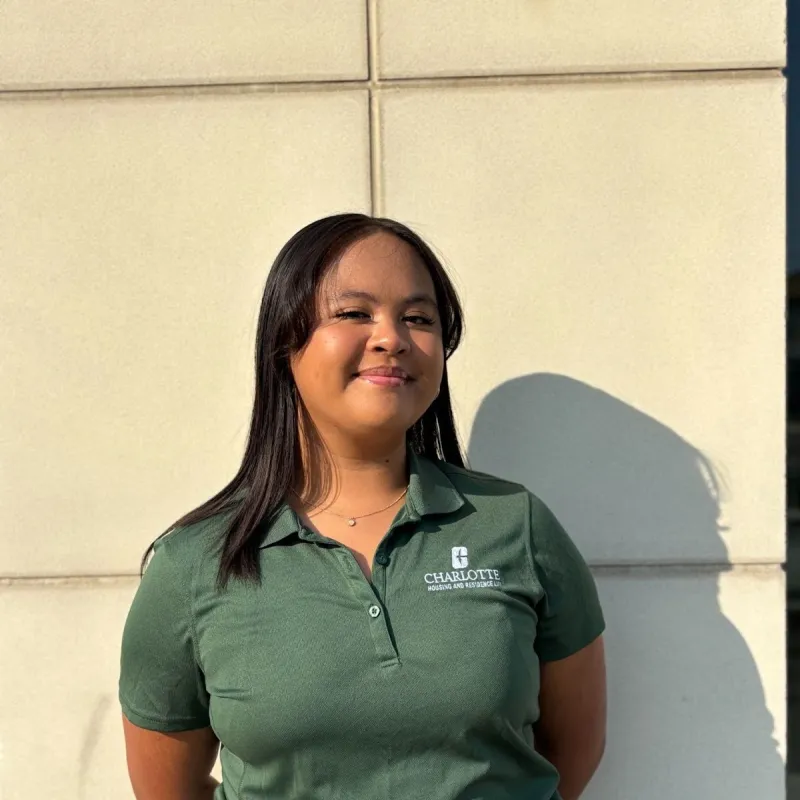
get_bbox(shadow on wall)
[468,374,782,798]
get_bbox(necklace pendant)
[347,518,357,527]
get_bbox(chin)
[350,412,418,438]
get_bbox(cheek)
[316,329,363,369]
[413,333,445,380]
[294,330,363,389]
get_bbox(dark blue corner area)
[789,0,798,273]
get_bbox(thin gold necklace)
[294,487,409,527]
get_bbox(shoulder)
[438,461,526,495]
[436,460,565,535]
[129,511,234,627]
[436,460,533,517]
[147,510,232,578]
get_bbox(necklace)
[294,487,409,527]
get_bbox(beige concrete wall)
[0,1,785,797]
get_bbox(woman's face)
[290,231,444,450]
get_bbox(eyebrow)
[334,290,438,307]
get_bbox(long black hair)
[142,213,466,587]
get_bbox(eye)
[335,310,371,321]
[404,314,436,326]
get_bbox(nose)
[368,316,410,355]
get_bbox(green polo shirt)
[119,453,604,800]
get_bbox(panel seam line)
[366,0,382,216]
[0,66,782,101]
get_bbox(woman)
[119,213,606,800]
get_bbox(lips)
[356,366,412,387]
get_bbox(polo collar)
[259,503,303,548]
[404,450,465,522]
[258,451,464,548]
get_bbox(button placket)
[329,546,399,666]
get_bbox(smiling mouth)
[355,367,412,387]
[357,374,410,387]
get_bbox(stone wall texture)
[0,2,786,797]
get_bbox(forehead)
[322,231,436,298]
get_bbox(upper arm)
[535,634,607,752]
[119,534,210,729]
[122,716,219,800]
[526,494,607,793]
[528,493,605,662]
[119,533,216,795]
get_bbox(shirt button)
[375,551,390,566]
[368,604,381,618]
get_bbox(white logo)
[424,548,502,592]
[451,546,468,569]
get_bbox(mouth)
[355,366,412,387]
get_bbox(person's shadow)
[467,373,783,798]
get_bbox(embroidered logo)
[424,548,502,592]
[451,546,469,569]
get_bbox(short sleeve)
[119,534,211,731]
[528,493,605,662]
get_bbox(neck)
[294,434,409,514]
